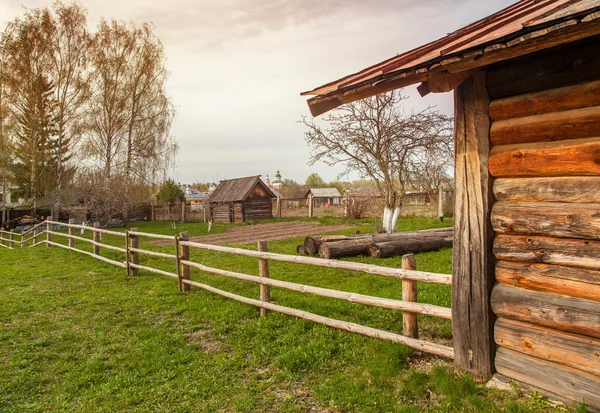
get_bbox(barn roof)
[209,176,277,203]
[302,0,600,116]
[306,188,342,198]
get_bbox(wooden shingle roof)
[209,176,276,203]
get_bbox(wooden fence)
[6,220,454,359]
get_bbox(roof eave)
[306,12,600,117]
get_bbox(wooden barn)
[209,176,276,223]
[302,0,600,408]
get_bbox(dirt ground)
[161,221,355,246]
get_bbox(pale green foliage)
[157,179,184,206]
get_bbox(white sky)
[1,0,512,184]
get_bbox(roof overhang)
[302,0,600,116]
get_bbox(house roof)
[209,176,277,203]
[180,186,209,201]
[302,0,600,116]
[306,188,342,198]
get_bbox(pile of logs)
[297,227,453,259]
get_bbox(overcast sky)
[1,0,512,185]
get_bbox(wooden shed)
[305,187,342,206]
[302,0,600,408]
[209,176,276,223]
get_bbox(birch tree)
[302,90,452,232]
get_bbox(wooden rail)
[19,220,454,359]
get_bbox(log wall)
[486,37,600,410]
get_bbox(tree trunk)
[318,239,372,259]
[368,236,453,258]
[382,206,401,233]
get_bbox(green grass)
[0,217,577,412]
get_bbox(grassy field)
[0,217,587,412]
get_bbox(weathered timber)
[296,245,307,255]
[491,201,600,240]
[182,276,454,358]
[318,238,372,259]
[489,80,600,121]
[495,318,600,377]
[487,37,600,100]
[491,284,600,339]
[303,236,322,255]
[180,232,190,292]
[496,261,600,301]
[490,106,600,146]
[493,177,600,203]
[489,137,600,178]
[495,347,600,410]
[258,240,270,317]
[368,236,453,258]
[452,72,496,379]
[494,234,600,271]
[402,254,418,339]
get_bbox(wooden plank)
[489,137,600,178]
[494,234,600,271]
[487,35,600,99]
[490,106,600,146]
[495,318,600,377]
[491,284,600,339]
[495,347,600,410]
[496,260,600,301]
[491,201,600,240]
[493,177,600,203]
[452,72,496,379]
[489,80,600,121]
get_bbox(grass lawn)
[0,217,586,412]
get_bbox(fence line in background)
[7,219,454,359]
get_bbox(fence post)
[46,222,51,247]
[125,231,131,277]
[258,240,270,317]
[9,230,14,249]
[181,202,186,223]
[180,232,190,292]
[438,186,444,222]
[308,193,314,218]
[93,222,101,255]
[68,218,75,248]
[34,227,39,245]
[130,228,139,276]
[276,197,281,218]
[402,254,418,339]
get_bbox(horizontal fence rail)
[10,220,454,359]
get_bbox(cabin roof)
[209,176,277,203]
[306,188,342,198]
[302,0,600,116]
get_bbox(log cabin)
[209,176,277,223]
[301,0,600,409]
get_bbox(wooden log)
[296,245,307,255]
[491,284,600,339]
[495,347,600,410]
[402,254,418,339]
[489,80,600,121]
[496,261,600,301]
[318,238,372,259]
[489,137,600,178]
[304,236,321,255]
[494,317,600,377]
[490,106,600,146]
[258,240,270,317]
[491,201,600,241]
[452,72,496,379]
[494,234,600,271]
[487,39,600,100]
[493,177,600,203]
[368,236,453,258]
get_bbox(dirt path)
[157,221,354,246]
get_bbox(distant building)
[306,187,342,206]
[180,185,209,206]
[209,175,277,223]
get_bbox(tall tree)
[302,90,453,232]
[305,172,325,187]
[0,47,16,222]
